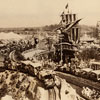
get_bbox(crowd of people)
[82,87,100,100]
[0,37,38,57]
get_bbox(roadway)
[56,71,100,91]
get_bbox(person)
[63,63,67,68]
[59,60,63,66]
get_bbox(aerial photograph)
[0,0,100,100]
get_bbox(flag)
[65,3,68,9]
[60,11,64,16]
[67,9,69,13]
[62,11,64,15]
[61,11,64,15]
[59,20,62,25]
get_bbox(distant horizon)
[0,24,96,29]
[0,0,99,27]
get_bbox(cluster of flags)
[61,3,69,16]
[59,3,69,25]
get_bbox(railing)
[54,42,78,51]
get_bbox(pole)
[60,33,63,65]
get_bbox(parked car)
[80,68,93,78]
[74,67,81,76]
[89,70,100,81]
[21,60,42,75]
[90,61,100,70]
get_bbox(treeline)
[0,24,99,39]
[79,25,98,38]
[42,24,99,39]
[80,47,100,62]
[42,24,61,31]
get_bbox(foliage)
[42,24,61,31]
[80,47,100,61]
[45,37,53,51]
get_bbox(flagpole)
[61,37,63,64]
[59,28,63,65]
[65,3,69,13]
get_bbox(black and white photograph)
[0,0,100,100]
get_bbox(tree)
[80,47,100,61]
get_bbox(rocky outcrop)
[0,70,85,100]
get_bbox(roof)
[64,18,82,31]
[23,49,46,59]
[81,68,93,72]
[91,70,100,75]
[30,62,42,67]
[39,70,55,77]
[90,61,100,65]
[0,32,22,40]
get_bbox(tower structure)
[54,4,81,63]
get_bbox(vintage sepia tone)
[0,0,100,100]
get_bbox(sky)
[0,0,99,27]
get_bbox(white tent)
[0,32,22,40]
[80,34,95,42]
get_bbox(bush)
[80,47,100,61]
